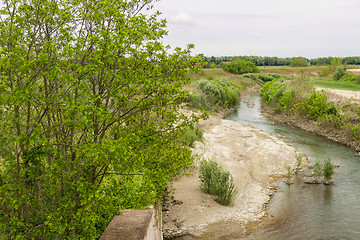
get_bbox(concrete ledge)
[100,209,162,240]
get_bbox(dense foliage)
[199,159,238,206]
[297,89,339,121]
[352,124,360,140]
[260,77,360,143]
[261,80,340,123]
[290,57,309,67]
[188,77,241,111]
[0,0,198,238]
[199,55,360,68]
[222,59,260,74]
[332,67,360,82]
[260,80,295,112]
[310,56,360,65]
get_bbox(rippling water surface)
[175,95,360,240]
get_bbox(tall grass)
[313,80,360,91]
[287,75,314,98]
[183,124,203,148]
[260,66,326,75]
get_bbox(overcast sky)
[153,0,360,58]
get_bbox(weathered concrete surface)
[100,209,162,240]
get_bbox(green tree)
[222,59,260,74]
[0,0,197,238]
[290,57,309,67]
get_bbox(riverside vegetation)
[199,159,238,206]
[187,77,242,111]
[0,0,201,239]
[186,68,244,206]
[188,61,360,150]
[1,10,358,236]
[260,73,360,150]
[287,155,335,185]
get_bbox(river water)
[224,95,360,240]
[175,95,360,240]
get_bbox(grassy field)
[189,68,257,89]
[260,65,360,91]
[191,66,360,92]
[259,65,325,75]
[313,80,360,91]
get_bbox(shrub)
[333,66,347,80]
[188,78,241,110]
[352,123,360,139]
[301,89,339,120]
[183,124,203,148]
[290,57,309,67]
[187,94,218,111]
[319,65,333,77]
[199,159,238,206]
[318,114,343,128]
[295,152,303,170]
[260,80,294,112]
[287,166,293,181]
[260,80,281,103]
[222,59,260,75]
[278,89,295,111]
[323,156,335,181]
[213,170,238,206]
[243,73,281,82]
[199,159,219,194]
[340,73,360,82]
[313,160,322,182]
[209,63,218,68]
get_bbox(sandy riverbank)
[163,113,303,239]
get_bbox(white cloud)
[171,12,194,23]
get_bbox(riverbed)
[163,100,300,239]
[169,95,360,239]
[225,96,360,239]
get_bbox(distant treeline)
[198,54,360,67]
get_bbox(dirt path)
[317,87,360,103]
[163,114,301,238]
[347,69,360,75]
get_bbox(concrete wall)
[100,208,162,240]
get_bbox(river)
[175,95,360,240]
